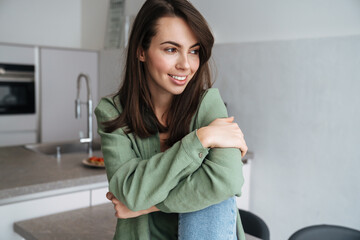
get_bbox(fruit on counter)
[88,156,105,166]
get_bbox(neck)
[146,71,173,125]
[151,92,173,126]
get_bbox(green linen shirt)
[95,88,245,240]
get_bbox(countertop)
[0,144,107,206]
[0,144,253,206]
[14,203,261,240]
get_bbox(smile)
[169,74,187,81]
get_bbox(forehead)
[152,16,198,46]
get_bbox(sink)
[24,139,101,156]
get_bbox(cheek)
[190,57,200,73]
[148,54,173,75]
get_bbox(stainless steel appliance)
[0,63,35,114]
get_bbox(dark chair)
[288,224,360,240]
[239,209,270,240]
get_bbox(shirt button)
[199,152,203,158]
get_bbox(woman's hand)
[106,192,159,219]
[197,117,248,157]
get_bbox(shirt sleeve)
[156,88,245,213]
[95,97,209,211]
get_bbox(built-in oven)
[0,63,35,114]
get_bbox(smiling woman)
[95,0,248,239]
[138,17,200,105]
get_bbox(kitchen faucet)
[75,73,93,157]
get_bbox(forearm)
[144,205,160,215]
[156,147,244,213]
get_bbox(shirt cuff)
[181,130,209,165]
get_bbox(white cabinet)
[0,44,35,64]
[0,185,109,240]
[39,48,98,142]
[91,187,109,206]
[0,191,90,240]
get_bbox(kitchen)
[1,0,360,239]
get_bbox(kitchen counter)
[0,144,107,206]
[14,203,261,240]
[1,143,255,239]
[14,203,116,240]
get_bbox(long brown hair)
[103,0,214,147]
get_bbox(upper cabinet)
[39,48,98,143]
[0,44,35,65]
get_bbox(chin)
[171,86,188,96]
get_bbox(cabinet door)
[0,44,35,64]
[40,48,98,142]
[0,191,90,240]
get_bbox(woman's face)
[139,17,200,99]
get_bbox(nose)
[176,53,190,71]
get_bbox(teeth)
[170,74,186,81]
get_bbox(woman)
[95,0,248,239]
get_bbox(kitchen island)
[14,203,261,240]
[0,143,108,239]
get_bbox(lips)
[168,74,188,86]
[168,74,187,80]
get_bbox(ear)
[137,47,146,62]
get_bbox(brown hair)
[103,0,214,147]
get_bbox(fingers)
[218,116,234,124]
[207,117,248,151]
[240,138,248,157]
[111,198,123,218]
[107,192,123,207]
[111,197,121,205]
[210,117,234,126]
[241,146,248,158]
[223,116,234,123]
[107,192,122,207]
[106,192,114,200]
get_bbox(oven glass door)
[0,81,35,114]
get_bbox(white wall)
[125,0,360,44]
[1,0,359,48]
[0,0,82,48]
[191,0,360,43]
[81,0,109,50]
[212,35,360,239]
[99,49,125,98]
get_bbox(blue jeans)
[178,197,238,240]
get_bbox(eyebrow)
[160,41,200,48]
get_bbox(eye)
[189,49,199,55]
[165,48,177,53]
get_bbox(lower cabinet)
[0,186,108,240]
[0,131,37,147]
[91,187,109,206]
